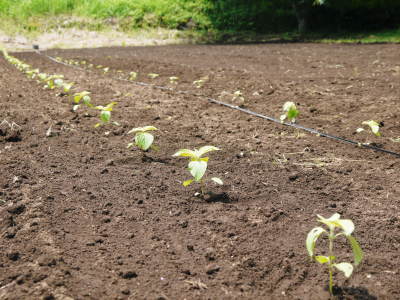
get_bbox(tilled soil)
[1,43,399,299]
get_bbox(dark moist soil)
[1,43,399,300]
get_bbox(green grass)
[0,0,399,44]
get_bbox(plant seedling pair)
[307,213,363,295]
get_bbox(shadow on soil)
[333,286,377,300]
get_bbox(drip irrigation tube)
[33,48,400,159]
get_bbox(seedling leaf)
[306,226,326,257]
[315,256,330,264]
[173,149,197,158]
[135,132,154,151]
[100,111,111,123]
[334,262,353,278]
[197,146,220,157]
[188,160,207,181]
[211,177,223,185]
[347,235,363,266]
[183,179,193,187]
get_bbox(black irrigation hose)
[33,48,400,159]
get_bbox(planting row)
[2,48,365,295]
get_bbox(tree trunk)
[292,1,312,35]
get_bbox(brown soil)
[1,43,400,300]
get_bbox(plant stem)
[328,227,334,295]
[200,180,205,197]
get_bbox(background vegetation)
[0,0,399,41]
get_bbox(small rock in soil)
[119,271,138,279]
[206,264,220,275]
[7,204,25,215]
[7,252,20,261]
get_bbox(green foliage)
[72,91,92,111]
[280,101,299,123]
[357,120,381,137]
[306,213,363,295]
[94,102,119,128]
[127,126,158,151]
[173,145,223,196]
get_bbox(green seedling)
[43,75,64,89]
[73,91,92,111]
[127,126,158,151]
[356,120,381,136]
[129,72,138,80]
[193,76,209,88]
[103,67,110,74]
[62,82,74,93]
[94,102,119,128]
[148,73,159,79]
[169,76,179,84]
[280,101,299,123]
[173,146,223,196]
[232,90,245,107]
[25,68,39,79]
[306,213,363,296]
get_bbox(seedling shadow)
[332,285,377,300]
[203,192,233,203]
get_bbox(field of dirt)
[1,43,400,299]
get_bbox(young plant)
[232,90,245,107]
[103,67,110,74]
[129,72,138,81]
[94,102,119,128]
[173,146,223,196]
[148,73,159,79]
[356,120,381,137]
[193,76,209,88]
[169,76,179,84]
[127,126,158,151]
[306,213,363,296]
[280,101,299,123]
[72,91,92,111]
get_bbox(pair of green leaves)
[280,101,299,123]
[356,120,381,136]
[94,102,119,128]
[306,213,363,278]
[127,126,157,151]
[73,91,92,111]
[173,146,223,187]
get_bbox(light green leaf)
[356,128,365,133]
[183,179,193,187]
[306,226,326,257]
[315,255,330,264]
[280,114,287,122]
[128,126,158,134]
[211,177,223,185]
[188,160,207,181]
[127,143,134,148]
[100,111,111,123]
[197,145,221,157]
[334,262,354,278]
[173,149,197,158]
[318,213,354,235]
[135,132,154,151]
[82,95,91,106]
[94,123,101,128]
[362,120,381,136]
[347,235,363,266]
